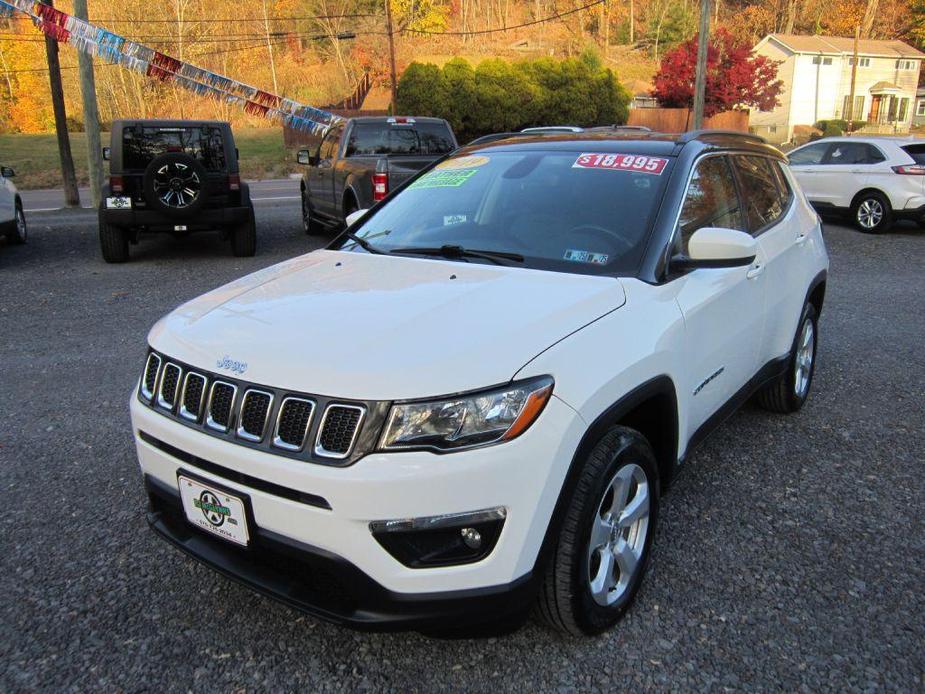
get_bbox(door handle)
[794,232,808,246]
[746,262,764,280]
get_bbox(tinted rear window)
[345,122,455,156]
[902,144,925,165]
[122,126,226,171]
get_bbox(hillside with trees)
[0,0,920,134]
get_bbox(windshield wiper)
[390,244,525,266]
[344,231,387,255]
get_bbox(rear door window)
[823,142,883,165]
[346,121,455,156]
[733,156,787,233]
[676,156,745,254]
[122,126,226,171]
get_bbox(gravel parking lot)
[1,203,922,691]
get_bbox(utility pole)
[74,0,102,207]
[846,24,860,134]
[43,0,80,207]
[262,0,279,94]
[384,0,398,113]
[691,0,712,130]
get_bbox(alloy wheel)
[794,317,815,398]
[857,199,883,230]
[153,162,201,209]
[15,208,26,242]
[587,463,651,606]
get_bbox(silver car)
[0,165,27,246]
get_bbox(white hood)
[149,250,626,400]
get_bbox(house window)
[849,57,871,68]
[812,56,833,65]
[898,98,909,121]
[917,100,925,117]
[895,60,917,70]
[841,95,865,119]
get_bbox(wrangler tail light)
[892,165,925,175]
[228,174,241,191]
[373,172,388,202]
[110,175,124,193]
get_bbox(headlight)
[379,376,554,451]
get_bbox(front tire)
[536,426,659,635]
[756,302,818,413]
[99,211,129,263]
[852,192,892,233]
[7,203,27,244]
[302,191,324,236]
[231,207,257,257]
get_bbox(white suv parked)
[131,130,829,636]
[0,164,27,246]
[787,136,925,233]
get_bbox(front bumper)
[131,393,586,629]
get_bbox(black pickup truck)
[297,116,457,234]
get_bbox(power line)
[398,0,606,36]
[6,12,379,23]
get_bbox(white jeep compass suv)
[131,130,829,636]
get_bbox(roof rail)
[466,132,531,146]
[676,129,766,144]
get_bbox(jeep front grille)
[315,405,365,458]
[138,351,374,465]
[274,397,315,451]
[206,381,237,431]
[157,363,182,410]
[179,372,207,421]
[237,390,273,442]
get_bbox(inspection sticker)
[564,249,609,264]
[572,153,668,175]
[409,169,478,189]
[437,155,490,170]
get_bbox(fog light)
[461,527,482,549]
[370,507,505,568]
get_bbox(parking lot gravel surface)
[1,205,923,691]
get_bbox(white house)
[750,34,923,143]
[914,86,925,128]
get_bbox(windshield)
[336,150,672,275]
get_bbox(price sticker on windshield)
[573,153,668,175]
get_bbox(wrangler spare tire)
[143,152,208,218]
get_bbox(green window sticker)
[409,169,478,189]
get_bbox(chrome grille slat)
[140,353,161,401]
[179,372,207,422]
[206,381,237,432]
[315,404,365,459]
[156,363,182,410]
[273,397,315,451]
[237,389,274,442]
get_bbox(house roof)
[869,81,902,93]
[764,34,925,59]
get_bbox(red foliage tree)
[651,29,783,117]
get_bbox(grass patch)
[0,127,301,189]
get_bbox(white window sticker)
[444,214,467,225]
[572,153,669,175]
[564,249,609,264]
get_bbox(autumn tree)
[651,28,783,117]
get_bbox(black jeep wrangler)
[99,119,256,263]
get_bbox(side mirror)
[0,166,14,178]
[345,208,369,227]
[102,147,111,161]
[297,149,316,166]
[679,227,757,268]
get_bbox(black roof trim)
[676,129,766,144]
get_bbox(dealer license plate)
[105,196,131,209]
[178,475,250,546]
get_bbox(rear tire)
[231,207,257,257]
[756,302,818,413]
[852,191,892,233]
[99,212,129,263]
[536,426,659,636]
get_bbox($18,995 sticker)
[573,153,668,175]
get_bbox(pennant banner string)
[0,0,341,134]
